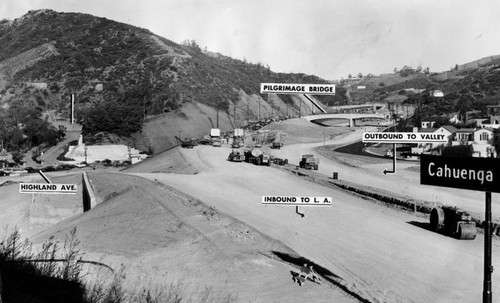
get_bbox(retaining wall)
[82,172,97,211]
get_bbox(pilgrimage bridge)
[303,113,388,127]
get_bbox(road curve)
[132,144,500,303]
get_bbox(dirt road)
[267,127,499,221]
[135,143,500,302]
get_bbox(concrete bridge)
[303,113,389,127]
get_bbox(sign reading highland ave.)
[420,154,500,193]
[362,132,448,144]
[262,196,332,206]
[260,83,335,95]
[19,183,78,194]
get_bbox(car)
[212,140,221,147]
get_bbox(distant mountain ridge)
[1,9,500,154]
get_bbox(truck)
[210,128,221,147]
[210,128,221,138]
[227,149,244,162]
[270,141,284,149]
[176,137,197,149]
[299,154,319,170]
[244,148,271,166]
[430,206,477,240]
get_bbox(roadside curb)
[281,164,500,237]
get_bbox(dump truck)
[430,206,477,240]
[299,154,319,170]
[244,148,271,166]
[227,149,244,162]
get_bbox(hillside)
[2,10,500,155]
[0,9,342,154]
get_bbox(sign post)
[19,170,78,195]
[420,154,499,303]
[362,132,448,174]
[260,83,335,117]
[484,191,492,303]
[262,196,332,218]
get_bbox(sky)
[1,0,500,80]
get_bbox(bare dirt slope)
[0,173,83,238]
[130,131,499,302]
[31,172,356,302]
[122,144,210,174]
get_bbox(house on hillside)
[450,128,496,158]
[487,104,500,125]
[430,90,444,98]
[421,117,441,129]
[410,126,496,158]
[411,126,456,154]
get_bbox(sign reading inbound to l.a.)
[260,83,335,95]
[362,132,448,144]
[19,183,78,194]
[262,196,332,206]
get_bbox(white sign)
[260,83,335,95]
[262,196,332,206]
[362,132,448,144]
[19,183,78,194]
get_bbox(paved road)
[134,143,500,303]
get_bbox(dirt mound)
[122,146,208,174]
[0,173,83,238]
[262,118,352,144]
[31,172,350,302]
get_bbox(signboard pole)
[383,143,397,175]
[483,191,493,303]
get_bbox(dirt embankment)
[31,172,357,302]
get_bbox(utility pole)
[258,98,261,121]
[216,102,219,128]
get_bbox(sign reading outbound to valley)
[260,83,335,95]
[362,132,448,144]
[262,196,332,206]
[19,183,78,194]
[420,155,500,193]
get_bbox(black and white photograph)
[0,1,499,302]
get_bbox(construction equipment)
[430,206,477,240]
[228,149,244,162]
[299,154,319,170]
[176,137,197,149]
[244,148,271,166]
[272,157,288,165]
[270,141,284,149]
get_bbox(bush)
[442,144,473,157]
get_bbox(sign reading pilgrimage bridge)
[260,83,335,95]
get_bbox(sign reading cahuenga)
[420,155,500,193]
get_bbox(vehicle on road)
[180,138,197,149]
[430,206,477,240]
[270,141,284,149]
[244,148,271,166]
[212,139,222,147]
[227,150,244,162]
[299,154,319,170]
